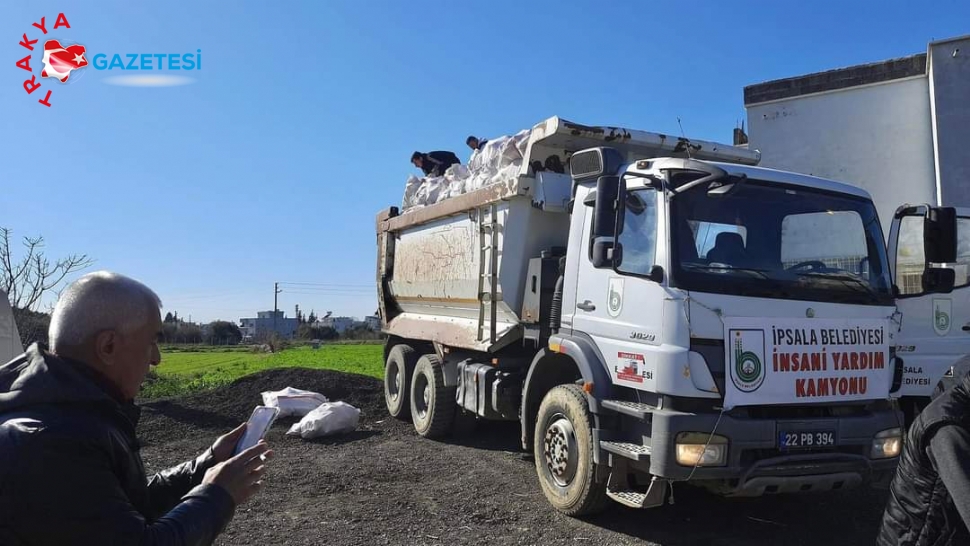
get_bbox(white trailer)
[375,117,960,515]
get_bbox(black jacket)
[0,344,236,546]
[420,151,460,177]
[878,373,970,545]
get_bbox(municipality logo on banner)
[729,330,766,393]
[723,317,892,409]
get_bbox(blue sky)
[2,0,967,323]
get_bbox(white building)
[239,310,299,340]
[363,315,381,331]
[316,315,355,334]
[743,35,970,233]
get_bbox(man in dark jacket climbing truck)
[0,271,274,546]
[411,150,460,177]
[878,366,970,545]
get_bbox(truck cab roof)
[631,158,874,202]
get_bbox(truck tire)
[410,354,456,438]
[385,344,418,420]
[533,384,608,516]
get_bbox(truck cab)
[550,148,956,507]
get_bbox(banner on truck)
[723,317,891,409]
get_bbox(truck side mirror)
[592,176,620,239]
[591,240,614,268]
[925,207,958,264]
[590,175,627,269]
[922,267,956,294]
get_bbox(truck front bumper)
[627,405,901,495]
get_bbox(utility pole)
[274,282,282,334]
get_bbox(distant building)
[317,315,355,334]
[363,315,381,331]
[239,310,299,340]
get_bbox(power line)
[278,285,373,292]
[278,281,372,288]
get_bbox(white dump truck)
[375,116,961,515]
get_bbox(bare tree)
[1,227,94,311]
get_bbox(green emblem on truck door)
[934,299,952,336]
[730,330,765,393]
[607,277,623,318]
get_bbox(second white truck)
[376,117,961,515]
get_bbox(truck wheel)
[410,354,456,438]
[385,345,418,420]
[533,384,608,516]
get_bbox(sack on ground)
[286,401,360,439]
[261,387,329,418]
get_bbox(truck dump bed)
[377,116,760,352]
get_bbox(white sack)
[402,175,424,210]
[260,387,329,418]
[513,129,531,158]
[400,129,533,211]
[286,401,361,439]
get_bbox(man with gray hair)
[0,271,273,545]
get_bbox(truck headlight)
[871,428,903,459]
[675,432,728,467]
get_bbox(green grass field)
[141,344,384,399]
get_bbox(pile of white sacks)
[402,129,532,212]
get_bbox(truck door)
[890,206,970,398]
[570,184,668,392]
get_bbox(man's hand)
[202,442,273,506]
[210,423,247,463]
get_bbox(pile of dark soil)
[138,368,389,446]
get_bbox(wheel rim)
[414,371,430,420]
[386,361,401,404]
[543,413,578,487]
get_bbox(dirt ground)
[138,368,891,546]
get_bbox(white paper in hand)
[286,401,360,439]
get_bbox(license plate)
[778,430,836,450]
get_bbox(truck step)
[601,441,651,461]
[601,399,655,419]
[607,489,651,509]
[606,478,668,509]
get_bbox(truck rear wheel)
[385,344,418,420]
[410,354,456,438]
[533,384,608,516]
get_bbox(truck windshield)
[669,179,894,305]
